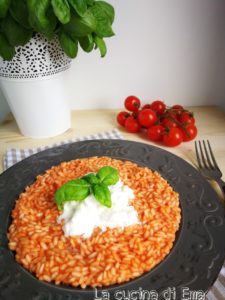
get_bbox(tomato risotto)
[8,157,181,288]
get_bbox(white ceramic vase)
[0,34,72,138]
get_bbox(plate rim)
[0,139,225,299]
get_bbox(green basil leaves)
[55,178,90,210]
[51,0,71,24]
[27,0,57,39]
[1,14,33,47]
[0,0,11,19]
[68,0,87,17]
[63,10,96,38]
[0,32,15,60]
[93,183,111,208]
[97,166,119,185]
[9,0,31,29]
[59,30,78,58]
[93,35,106,57]
[54,166,119,210]
[0,0,115,61]
[82,172,100,184]
[89,2,114,38]
[79,34,94,52]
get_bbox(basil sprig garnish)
[93,183,111,208]
[55,179,90,210]
[55,166,119,210]
[97,166,119,185]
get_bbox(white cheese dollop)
[57,180,139,238]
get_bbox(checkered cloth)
[2,128,224,299]
[3,129,122,170]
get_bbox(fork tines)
[194,140,219,170]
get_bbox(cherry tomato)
[172,104,184,110]
[147,125,164,141]
[170,107,183,117]
[117,111,130,127]
[125,116,141,133]
[151,100,166,115]
[132,110,140,119]
[118,95,198,147]
[181,125,198,141]
[161,118,177,128]
[124,95,141,112]
[163,128,183,147]
[142,104,152,110]
[163,110,179,121]
[179,112,195,125]
[138,109,157,128]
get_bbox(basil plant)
[0,0,115,61]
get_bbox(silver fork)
[194,140,225,197]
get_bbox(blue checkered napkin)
[3,128,123,170]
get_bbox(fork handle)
[217,178,225,197]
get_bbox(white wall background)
[1,0,225,118]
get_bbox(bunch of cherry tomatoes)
[116,95,198,147]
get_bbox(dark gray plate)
[0,140,225,300]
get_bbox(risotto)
[8,157,181,288]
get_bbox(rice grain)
[8,157,181,288]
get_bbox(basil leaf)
[28,0,49,30]
[82,173,99,184]
[94,35,106,57]
[28,0,57,39]
[0,32,15,60]
[63,10,96,38]
[2,14,33,46]
[79,34,94,52]
[0,0,11,19]
[58,30,78,58]
[51,0,71,24]
[9,0,31,29]
[93,183,112,208]
[68,0,87,17]
[44,5,58,39]
[97,166,119,185]
[54,166,119,210]
[89,3,114,38]
[55,178,90,210]
[95,1,115,24]
[86,0,94,6]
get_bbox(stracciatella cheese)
[57,180,139,238]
